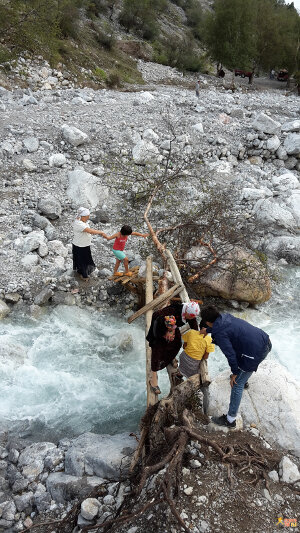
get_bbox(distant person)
[195,80,200,98]
[101,225,148,276]
[147,301,200,394]
[179,328,215,378]
[200,306,272,428]
[270,69,275,79]
[218,68,225,78]
[72,207,104,280]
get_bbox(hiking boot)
[212,414,236,429]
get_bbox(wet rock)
[52,291,76,306]
[46,472,91,503]
[34,287,53,305]
[0,300,10,319]
[64,432,136,480]
[38,196,62,220]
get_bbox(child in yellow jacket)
[179,329,214,378]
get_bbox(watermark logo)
[276,518,298,527]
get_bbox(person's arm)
[131,232,149,238]
[100,232,119,241]
[83,228,105,235]
[213,333,239,376]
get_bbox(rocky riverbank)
[0,60,299,532]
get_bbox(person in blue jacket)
[200,306,272,429]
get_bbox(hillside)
[0,0,213,90]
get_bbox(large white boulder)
[132,140,159,165]
[284,133,300,155]
[271,172,299,192]
[38,196,62,220]
[61,124,88,147]
[47,240,68,257]
[252,113,281,135]
[23,230,46,253]
[67,169,108,209]
[241,188,268,201]
[281,120,300,133]
[143,129,159,142]
[279,456,300,483]
[253,198,296,230]
[206,360,300,457]
[137,91,155,104]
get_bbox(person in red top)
[101,225,148,276]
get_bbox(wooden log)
[145,256,158,407]
[127,283,182,324]
[165,249,210,388]
[165,249,189,302]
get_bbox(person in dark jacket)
[200,306,272,428]
[146,301,200,394]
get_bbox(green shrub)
[94,67,107,80]
[119,0,167,41]
[106,70,121,88]
[94,23,115,50]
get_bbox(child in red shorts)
[101,225,148,276]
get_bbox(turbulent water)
[0,266,299,442]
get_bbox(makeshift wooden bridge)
[109,249,209,405]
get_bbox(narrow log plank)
[127,283,182,324]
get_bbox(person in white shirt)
[72,207,104,280]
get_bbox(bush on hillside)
[119,0,167,41]
[153,36,204,72]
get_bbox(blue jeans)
[228,339,272,417]
[228,369,253,418]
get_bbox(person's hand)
[230,374,238,388]
[143,233,149,238]
[199,327,207,336]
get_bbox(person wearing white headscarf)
[72,207,104,280]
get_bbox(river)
[0,265,299,442]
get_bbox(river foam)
[0,266,299,441]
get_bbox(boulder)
[253,198,297,230]
[286,191,300,228]
[264,235,300,264]
[143,129,159,142]
[34,287,54,306]
[23,230,46,252]
[23,137,39,153]
[132,140,159,165]
[279,456,300,483]
[19,442,56,468]
[241,188,268,201]
[137,91,154,103]
[61,124,88,146]
[47,240,68,257]
[52,291,76,306]
[67,169,107,209]
[281,119,300,132]
[271,172,299,192]
[0,300,10,319]
[284,133,300,155]
[46,472,92,503]
[23,158,36,172]
[38,196,62,220]
[21,253,39,269]
[49,153,67,167]
[206,360,300,457]
[64,432,136,480]
[187,247,271,304]
[252,113,281,135]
